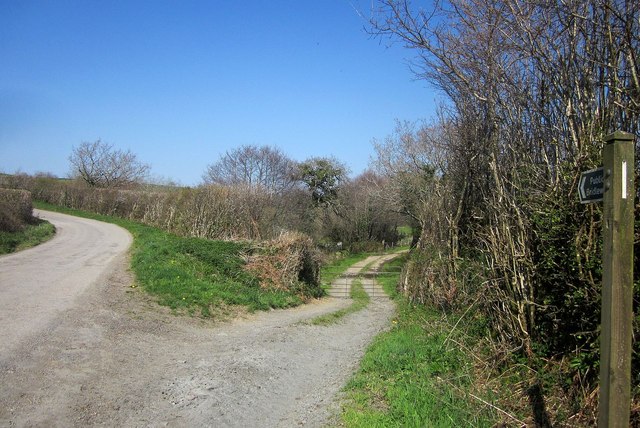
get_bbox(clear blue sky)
[1,0,438,185]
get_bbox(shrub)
[3,175,290,242]
[245,232,323,299]
[0,189,34,232]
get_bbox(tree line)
[2,140,401,249]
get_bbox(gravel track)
[0,211,397,427]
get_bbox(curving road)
[0,210,398,427]
[0,209,132,358]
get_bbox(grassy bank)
[339,254,498,427]
[0,219,56,255]
[34,202,308,316]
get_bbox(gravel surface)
[0,210,397,427]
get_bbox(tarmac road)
[0,209,132,358]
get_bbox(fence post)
[598,130,635,427]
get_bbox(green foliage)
[0,220,56,254]
[298,157,346,206]
[396,225,413,246]
[529,194,603,376]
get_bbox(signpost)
[579,167,604,203]
[583,131,635,428]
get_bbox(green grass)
[339,254,497,427]
[310,279,370,325]
[397,225,413,235]
[34,201,305,316]
[0,219,56,255]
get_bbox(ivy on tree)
[298,157,347,207]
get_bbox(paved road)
[0,209,132,358]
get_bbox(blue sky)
[1,0,438,185]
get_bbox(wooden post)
[598,130,635,427]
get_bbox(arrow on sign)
[579,167,604,203]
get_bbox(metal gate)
[326,269,402,299]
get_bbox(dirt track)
[0,210,397,427]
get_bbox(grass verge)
[34,201,306,316]
[0,219,56,255]
[310,279,370,326]
[339,254,497,427]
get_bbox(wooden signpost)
[581,131,635,427]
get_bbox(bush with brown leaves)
[245,232,322,299]
[0,189,34,232]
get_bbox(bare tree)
[333,170,402,247]
[69,140,150,188]
[202,145,297,194]
[371,119,457,248]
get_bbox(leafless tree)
[202,145,297,195]
[371,119,460,250]
[335,170,402,247]
[69,140,150,188]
